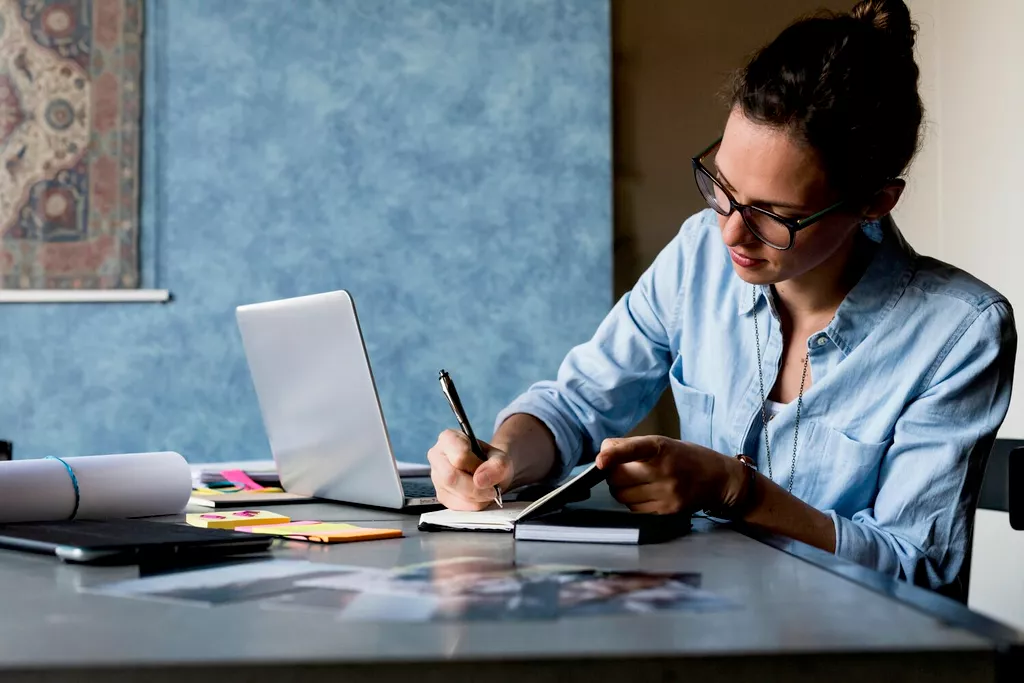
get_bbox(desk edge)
[736,522,1024,652]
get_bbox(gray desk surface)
[0,488,1020,683]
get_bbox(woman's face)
[713,108,864,285]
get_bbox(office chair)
[1010,446,1022,530]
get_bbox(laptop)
[236,290,439,509]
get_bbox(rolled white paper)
[0,452,192,523]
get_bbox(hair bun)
[851,0,916,55]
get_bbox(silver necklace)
[752,286,809,493]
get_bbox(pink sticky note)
[221,469,265,491]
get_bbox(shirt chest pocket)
[795,420,888,514]
[668,356,715,447]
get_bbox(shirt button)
[816,336,827,347]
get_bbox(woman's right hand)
[427,429,514,511]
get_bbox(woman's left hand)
[595,436,737,514]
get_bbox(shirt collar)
[736,217,916,357]
[736,284,766,316]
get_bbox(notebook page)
[517,463,605,521]
[418,502,530,531]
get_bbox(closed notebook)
[418,464,606,532]
[514,508,691,545]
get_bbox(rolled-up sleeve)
[825,300,1016,591]
[494,224,690,481]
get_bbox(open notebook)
[418,463,606,532]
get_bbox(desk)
[0,495,1020,683]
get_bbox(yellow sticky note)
[186,510,291,529]
[192,487,230,495]
[191,486,285,495]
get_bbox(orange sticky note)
[301,527,403,544]
[236,521,402,544]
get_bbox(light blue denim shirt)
[496,209,1016,592]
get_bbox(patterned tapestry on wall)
[0,0,141,289]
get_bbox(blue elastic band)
[46,456,81,520]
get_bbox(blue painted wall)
[0,0,611,463]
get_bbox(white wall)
[898,0,1024,631]
[968,510,1024,630]
[896,0,1024,438]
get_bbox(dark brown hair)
[730,0,923,197]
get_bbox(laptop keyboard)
[402,479,437,499]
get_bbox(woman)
[426,0,1016,597]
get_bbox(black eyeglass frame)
[691,136,851,250]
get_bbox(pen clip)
[438,369,482,457]
[438,369,465,421]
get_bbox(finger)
[626,499,685,515]
[439,429,493,474]
[435,430,483,473]
[606,461,659,488]
[448,448,483,475]
[435,488,490,511]
[609,482,660,506]
[596,436,662,469]
[626,501,662,514]
[473,456,511,489]
[438,429,472,457]
[428,447,495,504]
[427,446,460,490]
[431,480,494,512]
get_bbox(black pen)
[438,369,503,508]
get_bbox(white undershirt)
[764,399,787,421]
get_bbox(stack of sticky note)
[185,510,402,544]
[189,469,313,508]
[191,469,285,495]
[186,510,291,529]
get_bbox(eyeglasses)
[691,136,849,250]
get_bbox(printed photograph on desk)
[87,560,378,606]
[266,556,734,621]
